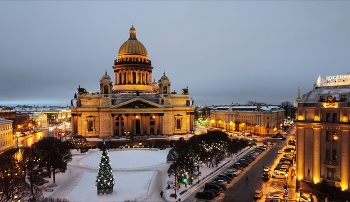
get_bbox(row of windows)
[0,125,12,130]
[1,141,12,146]
[320,95,348,102]
[0,132,12,139]
[117,57,149,63]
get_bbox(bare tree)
[0,149,28,202]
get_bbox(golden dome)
[118,26,148,59]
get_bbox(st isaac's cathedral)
[70,26,195,138]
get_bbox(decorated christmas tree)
[96,146,115,195]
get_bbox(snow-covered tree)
[96,147,114,195]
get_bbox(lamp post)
[174,166,177,199]
[124,131,130,139]
[17,125,21,148]
[84,121,87,139]
[197,165,201,184]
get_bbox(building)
[295,73,350,191]
[0,118,14,152]
[70,26,194,138]
[12,106,71,132]
[209,104,284,136]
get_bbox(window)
[326,149,337,161]
[340,95,347,102]
[332,150,337,160]
[132,72,136,83]
[326,113,331,122]
[88,121,93,132]
[326,131,338,142]
[315,110,319,116]
[320,96,325,102]
[326,149,331,160]
[326,131,332,141]
[176,119,181,129]
[327,167,336,180]
[104,85,108,94]
[332,113,337,123]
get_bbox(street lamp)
[124,131,130,139]
[17,125,21,148]
[84,121,87,138]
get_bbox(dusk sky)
[1,1,350,107]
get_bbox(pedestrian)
[160,191,163,198]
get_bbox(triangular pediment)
[113,97,162,109]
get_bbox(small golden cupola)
[158,72,171,94]
[100,71,112,94]
[112,26,154,92]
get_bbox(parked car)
[195,191,215,200]
[254,190,263,199]
[207,189,221,196]
[219,174,233,181]
[232,170,242,176]
[219,173,233,180]
[223,172,235,179]
[204,183,223,192]
[272,171,288,179]
[231,164,244,171]
[210,181,226,190]
[262,172,270,181]
[234,162,248,168]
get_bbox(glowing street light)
[84,121,87,138]
[17,125,21,148]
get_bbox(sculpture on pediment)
[78,85,87,94]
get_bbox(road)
[17,130,52,148]
[222,139,286,202]
[181,137,287,202]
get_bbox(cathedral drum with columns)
[70,26,194,138]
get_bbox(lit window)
[327,167,336,180]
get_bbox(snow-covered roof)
[212,105,283,112]
[13,105,70,114]
[301,85,350,103]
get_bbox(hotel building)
[295,73,350,190]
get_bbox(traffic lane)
[223,140,286,202]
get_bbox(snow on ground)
[66,171,156,202]
[41,146,252,202]
[42,148,171,202]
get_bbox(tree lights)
[96,147,115,195]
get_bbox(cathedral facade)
[70,26,194,138]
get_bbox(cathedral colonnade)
[111,113,164,137]
[114,70,151,85]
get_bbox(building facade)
[0,118,13,151]
[209,104,285,136]
[295,73,350,191]
[70,26,194,138]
